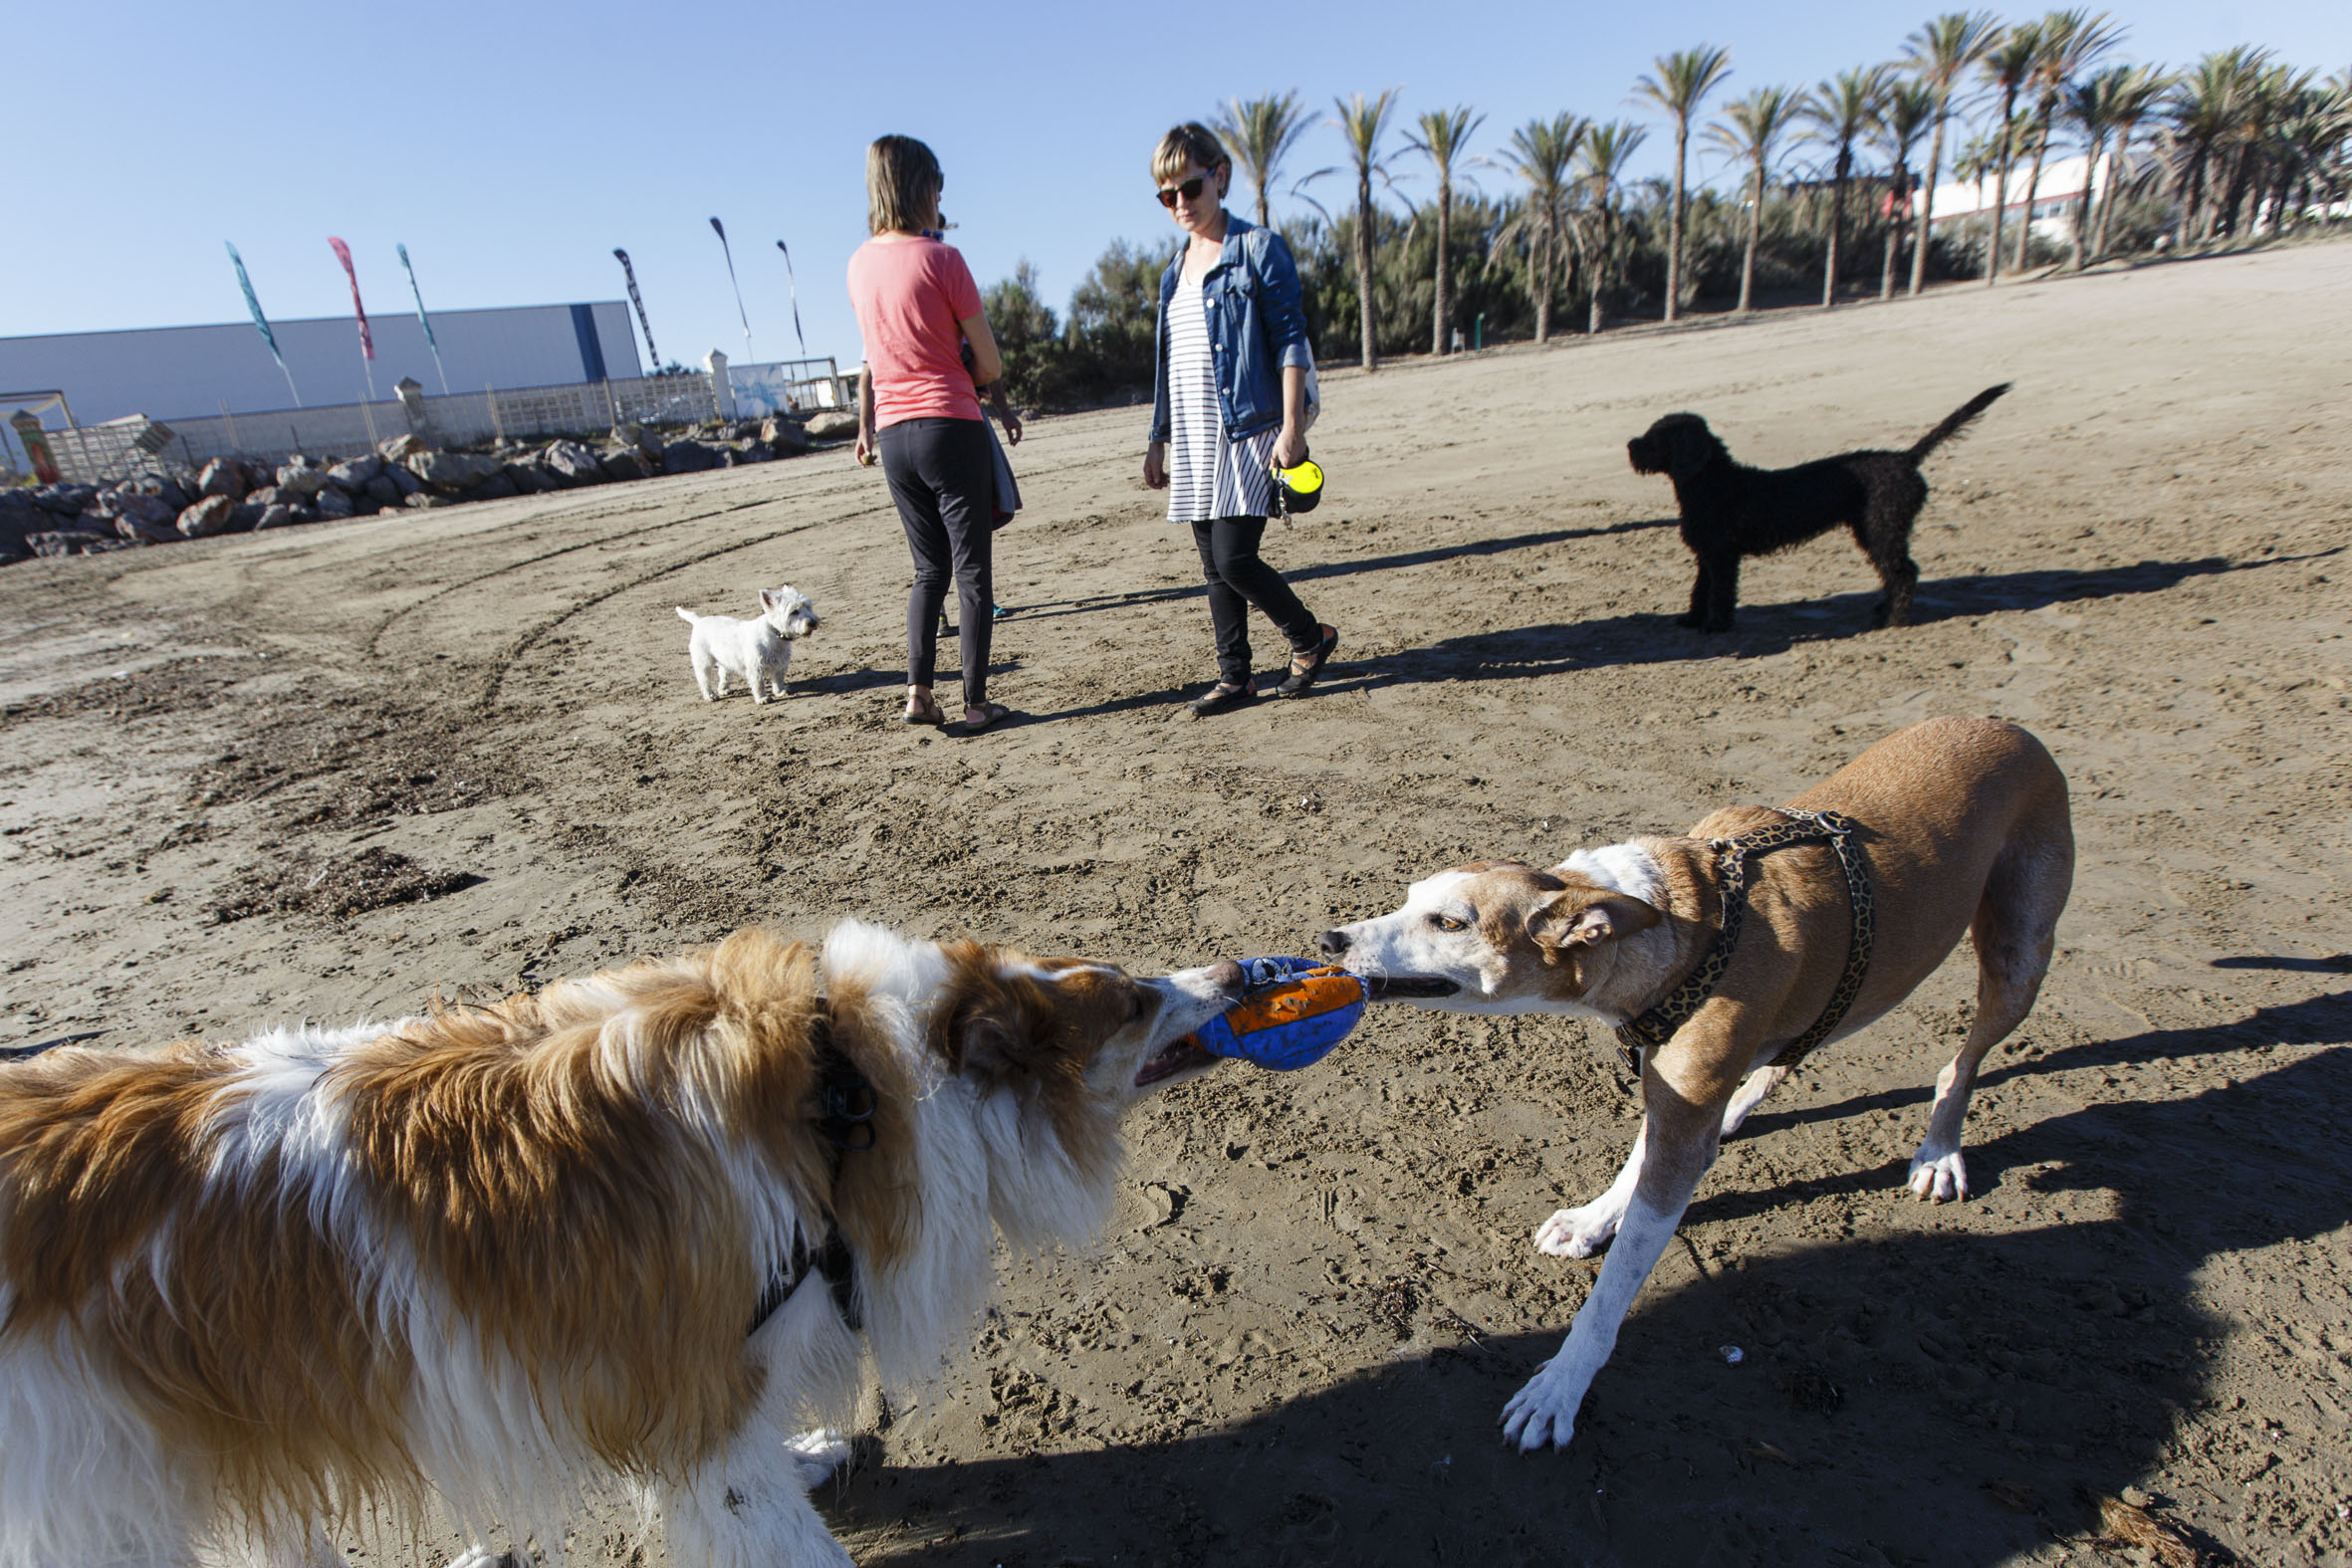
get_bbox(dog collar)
[750,1015,872,1336]
[1613,808,1875,1081]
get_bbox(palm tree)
[1874,80,1937,296]
[1331,90,1402,370]
[1705,86,1805,312]
[1491,113,1589,342]
[1578,119,1649,331]
[1903,11,2003,295]
[1633,45,1735,323]
[1404,106,1485,353]
[1981,21,2045,282]
[2011,10,2126,272]
[1216,93,1318,232]
[2165,49,2268,241]
[2093,65,2170,255]
[1804,65,1894,307]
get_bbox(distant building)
[0,302,645,428]
[1926,152,2112,242]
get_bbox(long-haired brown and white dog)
[0,922,1245,1568]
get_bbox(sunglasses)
[1156,170,1218,208]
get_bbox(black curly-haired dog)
[1628,383,2010,633]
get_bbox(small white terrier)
[675,586,820,703]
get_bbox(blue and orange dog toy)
[1188,957,1368,1071]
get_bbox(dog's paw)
[1908,1147,1970,1203]
[1499,1367,1578,1453]
[783,1427,853,1489]
[1533,1202,1622,1258]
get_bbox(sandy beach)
[3,239,2349,1568]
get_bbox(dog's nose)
[1205,959,1245,995]
[1313,929,1349,959]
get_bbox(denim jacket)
[1149,214,1314,445]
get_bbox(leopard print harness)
[1612,807,1875,1078]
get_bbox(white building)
[1926,151,2113,244]
[0,302,644,429]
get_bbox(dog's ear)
[1528,889,1661,963]
[759,589,781,611]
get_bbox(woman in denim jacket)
[1142,121,1337,718]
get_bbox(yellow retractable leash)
[1271,452,1323,518]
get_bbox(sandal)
[1188,679,1257,718]
[955,700,1015,734]
[1271,625,1338,698]
[901,689,947,726]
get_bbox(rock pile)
[0,412,830,566]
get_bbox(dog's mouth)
[1134,1033,1218,1087]
[1360,975,1461,1000]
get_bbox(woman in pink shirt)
[847,135,1014,732]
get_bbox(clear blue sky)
[4,0,2343,380]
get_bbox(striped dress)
[1164,277,1277,524]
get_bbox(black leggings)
[879,417,993,704]
[1191,515,1320,686]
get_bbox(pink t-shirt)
[846,235,984,426]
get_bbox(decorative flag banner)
[225,242,301,407]
[774,239,808,361]
[709,216,754,361]
[613,248,659,370]
[326,236,377,400]
[396,243,450,394]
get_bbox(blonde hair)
[866,135,942,236]
[1151,122,1230,187]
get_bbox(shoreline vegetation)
[980,18,2350,411]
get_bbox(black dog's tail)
[1908,382,2011,464]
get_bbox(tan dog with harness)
[1312,717,2073,1451]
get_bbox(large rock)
[29,530,113,558]
[378,433,426,460]
[762,416,812,455]
[116,511,179,545]
[230,502,266,531]
[406,450,503,492]
[198,458,247,500]
[130,473,194,511]
[314,485,356,519]
[101,492,177,530]
[327,454,384,489]
[660,440,722,475]
[35,483,99,516]
[403,493,455,510]
[505,462,553,494]
[610,420,643,451]
[276,462,329,499]
[541,441,606,487]
[467,471,519,501]
[362,475,403,509]
[177,496,236,538]
[254,504,302,530]
[599,447,653,483]
[805,410,858,441]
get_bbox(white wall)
[0,302,643,426]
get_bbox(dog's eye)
[1430,913,1470,933]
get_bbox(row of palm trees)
[1209,17,2351,370]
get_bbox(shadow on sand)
[820,991,2352,1566]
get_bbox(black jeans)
[879,417,993,704]
[1190,515,1320,686]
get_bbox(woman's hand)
[1273,423,1307,471]
[1143,442,1168,490]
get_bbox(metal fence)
[34,357,849,482]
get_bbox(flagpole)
[709,217,754,362]
[396,243,451,395]
[226,242,301,407]
[774,240,808,362]
[327,238,378,401]
[613,249,659,371]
